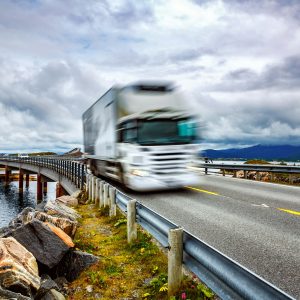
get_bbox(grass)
[66,192,215,300]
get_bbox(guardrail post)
[289,174,293,184]
[88,175,93,202]
[243,170,247,179]
[81,164,85,190]
[127,199,137,243]
[205,167,208,175]
[270,172,274,182]
[95,178,100,206]
[99,181,104,207]
[103,183,109,207]
[109,186,116,217]
[233,170,237,178]
[168,227,183,297]
[91,176,97,203]
[222,169,225,176]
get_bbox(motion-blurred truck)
[82,82,200,191]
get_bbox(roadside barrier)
[86,173,295,300]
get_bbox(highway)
[123,175,300,299]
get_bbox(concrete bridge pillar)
[5,166,11,186]
[56,182,65,198]
[19,168,24,193]
[43,181,48,194]
[37,174,43,203]
[25,174,30,188]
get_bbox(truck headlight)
[131,169,149,177]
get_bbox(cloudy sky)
[1,0,300,152]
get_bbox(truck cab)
[83,82,200,191]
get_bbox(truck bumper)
[126,173,200,192]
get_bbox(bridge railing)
[86,173,295,300]
[197,162,300,174]
[0,156,86,190]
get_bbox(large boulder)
[0,237,40,297]
[6,207,77,239]
[9,220,74,269]
[56,196,78,207]
[44,200,80,221]
[53,250,98,282]
[27,211,77,239]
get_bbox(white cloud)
[0,0,300,152]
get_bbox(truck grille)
[147,148,194,177]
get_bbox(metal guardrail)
[198,163,300,174]
[112,181,295,299]
[183,231,293,300]
[0,156,86,190]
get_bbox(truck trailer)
[82,82,200,191]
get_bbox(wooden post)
[88,175,92,202]
[103,183,109,207]
[127,200,137,243]
[37,174,43,203]
[19,168,24,193]
[91,176,96,203]
[168,227,183,297]
[95,178,100,206]
[109,186,116,217]
[25,174,30,188]
[99,181,104,207]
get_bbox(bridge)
[0,156,298,299]
[0,156,85,201]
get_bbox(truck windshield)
[137,119,196,145]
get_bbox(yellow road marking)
[185,186,219,196]
[277,208,300,216]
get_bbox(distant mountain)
[202,145,300,160]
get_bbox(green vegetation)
[68,194,215,300]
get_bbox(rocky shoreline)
[0,193,98,299]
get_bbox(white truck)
[82,82,200,191]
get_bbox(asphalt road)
[122,175,300,299]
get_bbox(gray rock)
[9,207,36,227]
[9,219,74,268]
[53,250,98,282]
[52,277,68,294]
[35,274,59,300]
[44,200,80,221]
[41,289,65,300]
[0,286,31,300]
